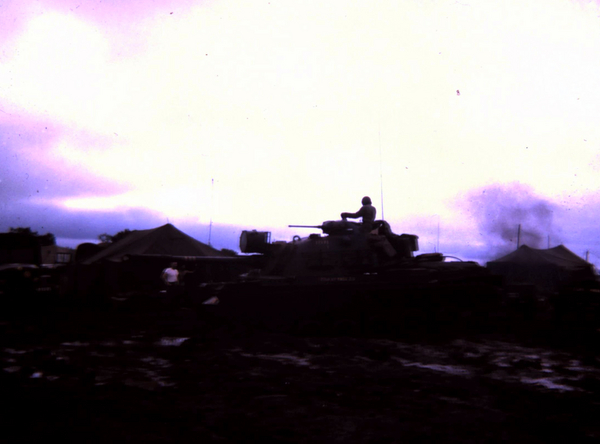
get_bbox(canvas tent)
[74,224,241,300]
[487,245,597,294]
[81,223,226,264]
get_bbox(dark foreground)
[1,306,600,443]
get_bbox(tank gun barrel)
[288,225,323,229]
[290,221,359,236]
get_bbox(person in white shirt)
[161,262,179,286]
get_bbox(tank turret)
[258,220,421,279]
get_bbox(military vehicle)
[197,219,502,336]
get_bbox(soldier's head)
[362,196,372,205]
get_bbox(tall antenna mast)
[378,125,385,220]
[437,216,440,253]
[208,178,214,246]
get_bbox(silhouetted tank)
[199,220,502,336]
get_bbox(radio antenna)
[378,124,385,220]
[437,216,440,253]
[208,178,214,246]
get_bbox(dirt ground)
[2,306,600,443]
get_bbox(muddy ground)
[2,306,600,443]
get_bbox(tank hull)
[195,264,503,337]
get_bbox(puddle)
[137,367,176,388]
[4,349,27,355]
[238,352,314,368]
[393,357,472,376]
[157,337,189,347]
[521,377,579,392]
[140,356,171,368]
[123,379,162,391]
[89,351,116,358]
[382,339,600,393]
[60,342,89,347]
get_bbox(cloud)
[0,118,135,241]
[0,119,129,200]
[0,190,168,247]
[0,192,245,252]
[0,0,199,60]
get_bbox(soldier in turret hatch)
[341,196,376,232]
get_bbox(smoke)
[458,183,561,259]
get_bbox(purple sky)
[1,0,599,268]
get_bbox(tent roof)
[82,224,226,264]
[488,245,589,268]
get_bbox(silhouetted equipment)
[197,218,502,336]
[0,233,43,265]
[240,230,271,254]
[0,233,68,305]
